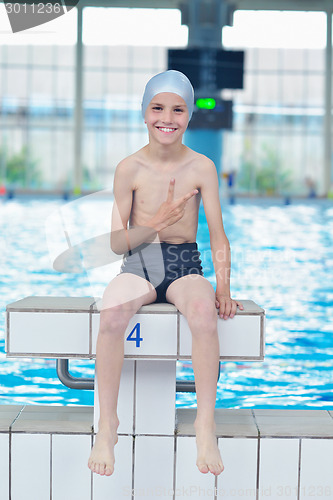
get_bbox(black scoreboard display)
[168,48,244,90]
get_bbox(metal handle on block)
[56,359,94,390]
[56,359,198,392]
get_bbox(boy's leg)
[88,273,157,476]
[166,274,223,476]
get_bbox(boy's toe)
[197,462,209,474]
[210,462,224,476]
[95,462,102,475]
[105,465,113,476]
[208,463,217,475]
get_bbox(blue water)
[1,196,333,409]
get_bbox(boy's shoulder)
[185,147,216,172]
[115,149,144,175]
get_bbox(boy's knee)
[99,304,132,335]
[186,298,217,332]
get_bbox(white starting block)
[6,296,265,435]
[6,295,264,437]
[6,296,265,496]
[6,296,265,361]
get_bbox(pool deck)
[0,405,333,500]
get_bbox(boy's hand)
[149,178,198,231]
[215,294,243,320]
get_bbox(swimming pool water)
[1,196,333,409]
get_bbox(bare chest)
[130,168,200,226]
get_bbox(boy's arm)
[200,159,243,319]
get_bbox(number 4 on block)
[126,323,143,347]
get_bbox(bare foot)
[88,426,118,476]
[194,420,224,475]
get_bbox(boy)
[88,70,243,477]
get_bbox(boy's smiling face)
[144,92,189,144]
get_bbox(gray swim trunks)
[120,242,203,303]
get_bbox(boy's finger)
[230,301,237,318]
[182,189,198,203]
[218,301,225,318]
[223,301,232,319]
[166,178,175,202]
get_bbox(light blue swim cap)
[141,70,194,120]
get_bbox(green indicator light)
[196,98,216,110]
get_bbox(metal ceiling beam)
[5,0,333,12]
[3,0,180,7]
[77,0,180,7]
[73,0,333,11]
[228,0,333,12]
